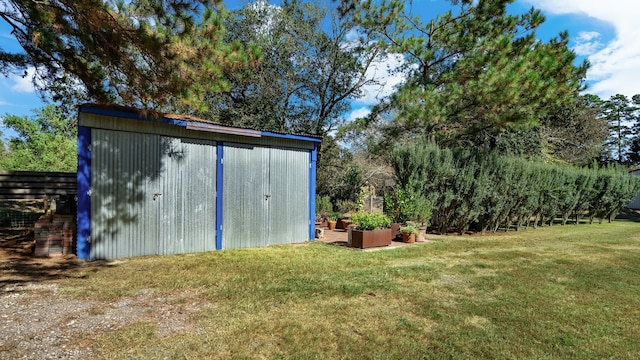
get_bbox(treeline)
[391,143,640,234]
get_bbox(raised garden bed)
[350,228,392,249]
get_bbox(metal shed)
[628,169,640,209]
[76,105,321,259]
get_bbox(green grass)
[62,222,640,359]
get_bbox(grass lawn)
[62,221,640,359]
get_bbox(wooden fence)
[0,171,77,200]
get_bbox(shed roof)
[79,104,322,143]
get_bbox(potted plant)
[384,186,416,241]
[350,212,392,249]
[340,217,352,230]
[316,195,333,228]
[327,212,339,230]
[400,225,418,243]
[412,195,432,242]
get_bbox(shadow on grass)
[0,228,112,292]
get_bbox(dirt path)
[0,230,208,359]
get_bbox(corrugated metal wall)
[222,145,309,249]
[80,113,314,150]
[268,147,309,245]
[91,129,216,259]
[91,129,160,258]
[158,137,217,255]
[222,145,270,249]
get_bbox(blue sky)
[1,0,639,132]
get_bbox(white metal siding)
[222,145,270,249]
[222,145,309,249]
[91,129,216,259]
[91,129,161,259]
[268,147,309,245]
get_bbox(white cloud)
[572,31,603,56]
[523,0,640,99]
[346,106,371,122]
[355,52,412,106]
[10,71,35,93]
[5,66,50,94]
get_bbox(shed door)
[158,137,217,255]
[91,129,216,259]
[222,144,309,249]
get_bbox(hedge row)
[391,142,640,233]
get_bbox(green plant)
[400,225,418,235]
[335,200,356,214]
[412,195,432,226]
[315,195,333,216]
[327,212,340,222]
[383,186,415,224]
[351,212,391,231]
[384,181,432,226]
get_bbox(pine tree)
[340,0,587,149]
[0,0,259,111]
[602,94,639,164]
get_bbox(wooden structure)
[0,171,77,199]
[0,171,76,213]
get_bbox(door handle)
[265,194,271,200]
[153,193,162,200]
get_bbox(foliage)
[0,105,76,171]
[335,163,364,204]
[391,142,640,233]
[383,182,431,225]
[315,195,333,216]
[601,94,639,164]
[413,195,432,226]
[350,212,391,231]
[335,200,356,214]
[340,0,588,150]
[315,135,365,205]
[0,0,259,111]
[205,0,376,135]
[327,212,340,222]
[399,225,418,235]
[539,94,608,165]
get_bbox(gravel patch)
[0,282,211,359]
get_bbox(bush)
[351,212,391,231]
[384,181,432,225]
[335,199,357,214]
[391,142,640,233]
[316,195,333,216]
[400,225,418,234]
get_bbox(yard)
[2,221,640,359]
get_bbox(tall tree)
[339,0,588,150]
[0,105,77,171]
[206,0,377,136]
[601,94,639,164]
[0,0,259,111]
[624,94,640,166]
[540,94,608,165]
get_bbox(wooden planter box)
[350,228,392,249]
[390,223,401,241]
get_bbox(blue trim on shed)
[308,143,318,240]
[262,131,322,144]
[77,126,91,260]
[215,143,224,250]
[78,105,322,256]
